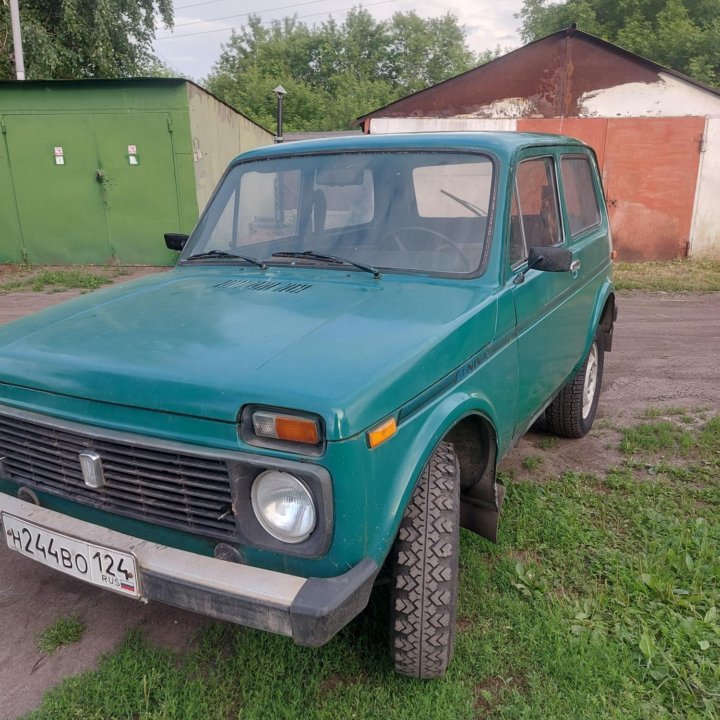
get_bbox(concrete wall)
[187,84,273,212]
[690,117,720,258]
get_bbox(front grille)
[0,412,238,542]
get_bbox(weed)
[536,436,560,450]
[37,615,86,654]
[31,270,110,292]
[522,455,543,471]
[621,421,695,456]
[643,406,685,419]
[605,466,634,491]
[0,268,110,294]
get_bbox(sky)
[152,0,525,81]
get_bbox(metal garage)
[0,79,273,265]
[358,27,720,261]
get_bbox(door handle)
[570,260,581,273]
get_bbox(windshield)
[181,151,494,276]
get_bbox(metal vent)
[214,279,312,293]
[0,413,238,542]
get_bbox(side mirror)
[165,233,189,251]
[527,246,572,272]
[513,246,573,285]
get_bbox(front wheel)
[545,334,605,438]
[389,442,460,678]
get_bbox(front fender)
[362,390,504,563]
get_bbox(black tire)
[545,333,605,438]
[389,442,460,679]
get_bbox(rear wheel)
[546,333,605,438]
[389,442,460,678]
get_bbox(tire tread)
[390,442,460,678]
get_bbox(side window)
[560,156,601,237]
[510,158,562,266]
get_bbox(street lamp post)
[273,85,286,143]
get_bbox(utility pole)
[9,0,26,80]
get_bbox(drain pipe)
[9,0,26,80]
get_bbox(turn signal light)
[253,412,320,445]
[367,417,397,448]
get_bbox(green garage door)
[4,113,184,265]
[4,114,110,264]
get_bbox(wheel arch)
[589,282,616,353]
[444,413,504,543]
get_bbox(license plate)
[2,513,139,597]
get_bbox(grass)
[0,268,112,294]
[614,259,720,292]
[0,265,134,294]
[522,455,543,471]
[25,415,720,720]
[37,616,86,655]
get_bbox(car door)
[510,150,588,435]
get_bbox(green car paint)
[0,133,614,596]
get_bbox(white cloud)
[154,0,524,80]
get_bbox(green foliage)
[0,0,173,80]
[38,615,86,654]
[517,0,720,86]
[206,9,480,132]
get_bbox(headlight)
[251,470,317,543]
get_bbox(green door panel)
[93,113,183,265]
[4,115,111,264]
[0,117,24,262]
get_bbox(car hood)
[0,268,498,439]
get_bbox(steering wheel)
[379,226,465,257]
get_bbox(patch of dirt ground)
[0,279,719,718]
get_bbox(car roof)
[232,131,587,165]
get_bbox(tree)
[0,0,174,80]
[206,9,479,132]
[517,0,720,86]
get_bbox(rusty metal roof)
[357,26,720,126]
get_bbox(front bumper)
[0,493,378,646]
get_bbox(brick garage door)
[518,117,705,260]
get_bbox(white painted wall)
[689,117,720,258]
[579,73,720,118]
[369,117,518,134]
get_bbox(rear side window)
[561,156,601,237]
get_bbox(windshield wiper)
[441,189,487,217]
[185,249,267,269]
[271,250,380,279]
